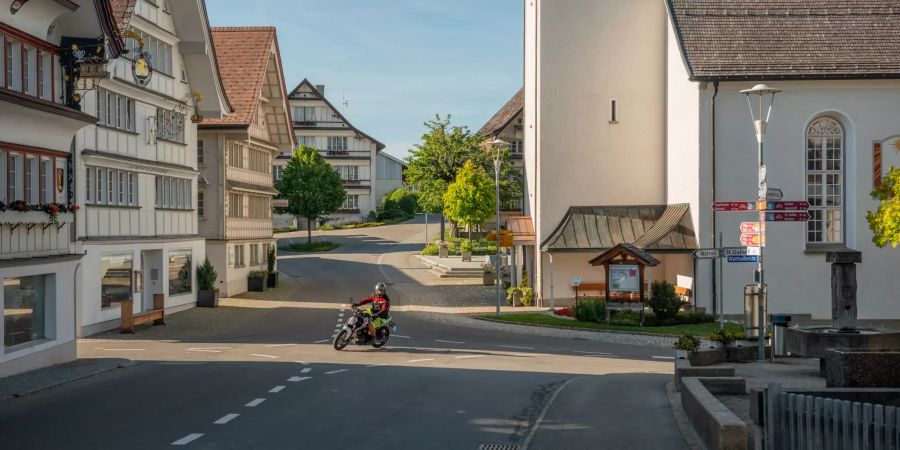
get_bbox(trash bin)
[743,285,767,338]
[771,314,792,356]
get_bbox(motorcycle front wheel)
[333,329,351,350]
[372,327,390,348]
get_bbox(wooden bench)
[120,294,165,334]
[572,282,649,301]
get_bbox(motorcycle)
[333,302,397,350]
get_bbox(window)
[8,153,20,201]
[4,38,12,89]
[509,140,523,155]
[128,173,137,205]
[228,141,244,168]
[25,156,37,203]
[96,168,105,204]
[101,253,132,308]
[228,192,244,217]
[168,249,192,296]
[248,195,270,219]
[342,194,359,211]
[198,191,204,217]
[294,107,315,122]
[85,167,92,203]
[610,99,618,123]
[156,109,185,143]
[125,28,173,76]
[23,46,33,96]
[273,165,284,181]
[328,136,348,151]
[41,158,52,203]
[4,275,47,348]
[155,176,191,209]
[107,167,114,204]
[806,117,844,244]
[231,244,245,267]
[250,244,259,265]
[197,139,204,164]
[337,165,359,181]
[118,171,125,204]
[249,147,270,173]
[297,136,316,149]
[95,89,137,132]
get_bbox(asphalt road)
[0,217,688,450]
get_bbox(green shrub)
[674,334,701,352]
[267,247,276,274]
[573,298,605,323]
[197,258,217,291]
[280,241,340,252]
[609,309,641,326]
[520,287,534,306]
[649,280,683,321]
[248,270,268,279]
[460,239,473,253]
[376,208,408,221]
[421,244,439,256]
[384,189,418,215]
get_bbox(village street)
[0,218,688,450]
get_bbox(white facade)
[279,80,385,225]
[374,152,406,207]
[0,1,112,377]
[74,0,229,336]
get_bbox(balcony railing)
[323,150,370,159]
[293,120,316,127]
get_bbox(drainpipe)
[73,262,82,338]
[711,81,719,315]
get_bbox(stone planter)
[675,349,689,360]
[461,251,472,262]
[733,339,752,348]
[706,341,723,350]
[439,247,448,258]
[197,289,219,308]
[483,272,494,286]
[248,276,267,292]
[267,272,278,288]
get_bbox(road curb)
[665,381,706,450]
[0,358,135,404]
[474,316,683,340]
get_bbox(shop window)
[4,274,48,348]
[168,249,192,296]
[101,253,132,308]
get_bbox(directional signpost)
[764,211,810,222]
[712,201,757,212]
[740,222,764,233]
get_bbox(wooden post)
[120,299,134,334]
[153,293,165,325]
[639,264,646,327]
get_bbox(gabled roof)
[202,27,276,127]
[95,0,136,57]
[589,243,661,267]
[378,151,407,168]
[478,87,523,137]
[667,0,900,81]
[542,204,697,252]
[288,79,386,151]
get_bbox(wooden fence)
[766,383,900,449]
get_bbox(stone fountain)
[785,250,900,364]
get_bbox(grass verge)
[319,215,413,231]
[483,313,742,337]
[279,241,340,252]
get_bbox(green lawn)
[319,215,412,231]
[484,313,742,337]
[279,241,340,252]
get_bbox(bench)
[120,294,165,334]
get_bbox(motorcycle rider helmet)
[374,282,387,296]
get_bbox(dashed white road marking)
[172,433,204,445]
[651,356,675,360]
[96,348,145,351]
[214,414,239,425]
[498,345,535,350]
[265,343,296,348]
[188,347,232,351]
[269,385,286,393]
[455,355,486,359]
[392,335,411,339]
[288,376,312,382]
[185,349,221,353]
[250,354,279,359]
[573,351,612,356]
[301,368,311,373]
[245,398,266,407]
[407,358,434,363]
[325,369,348,375]
[314,339,330,344]
[435,339,465,344]
[295,360,309,365]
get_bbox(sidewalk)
[0,358,133,403]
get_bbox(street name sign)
[728,255,759,263]
[693,248,720,259]
[740,232,766,247]
[713,201,756,212]
[764,211,810,222]
[747,246,761,256]
[740,222,765,233]
[764,201,810,211]
[724,247,749,256]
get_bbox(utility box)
[744,285,767,338]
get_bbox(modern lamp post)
[740,83,781,361]
[488,138,508,317]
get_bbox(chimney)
[315,84,325,97]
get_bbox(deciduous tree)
[868,167,900,247]
[275,145,346,244]
[443,160,496,239]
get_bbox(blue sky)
[207,0,523,159]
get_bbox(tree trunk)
[307,217,312,244]
[468,226,472,241]
[439,213,445,241]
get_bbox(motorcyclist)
[353,282,390,340]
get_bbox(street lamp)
[740,83,781,361]
[487,138,508,317]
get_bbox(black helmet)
[374,282,386,296]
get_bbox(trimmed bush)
[383,189,418,215]
[649,280,683,322]
[573,298,605,323]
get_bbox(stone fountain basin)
[825,348,900,388]
[785,326,900,358]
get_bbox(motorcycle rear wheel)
[333,329,351,350]
[372,327,390,348]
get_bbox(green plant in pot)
[673,333,700,359]
[481,262,494,286]
[506,286,522,305]
[460,239,473,262]
[196,258,219,307]
[437,240,449,258]
[266,247,278,287]
[248,270,268,292]
[519,287,534,306]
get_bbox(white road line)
[295,360,309,365]
[214,414,239,425]
[584,354,617,358]
[314,339,329,344]
[392,335,411,339]
[510,353,535,357]
[435,339,465,344]
[245,398,266,407]
[301,368,311,373]
[365,363,390,368]
[265,343,296,348]
[651,356,675,360]
[407,358,434,363]
[499,345,535,350]
[172,433,204,446]
[249,354,279,359]
[269,385,286,393]
[325,369,348,375]
[288,376,312,382]
[96,348,145,351]
[522,378,577,450]
[573,351,612,356]
[185,349,221,353]
[455,355,485,359]
[187,347,232,350]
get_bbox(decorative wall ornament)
[10,0,29,14]
[132,52,153,86]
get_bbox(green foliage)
[868,166,900,247]
[443,160,496,229]
[573,298,606,323]
[649,280,684,321]
[674,334,701,352]
[520,287,534,306]
[248,270,268,279]
[482,262,494,274]
[196,258,217,291]
[376,208,410,222]
[421,244,439,256]
[274,145,346,243]
[267,247,276,274]
[383,189,418,215]
[404,115,522,214]
[460,239,473,253]
[280,241,340,252]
